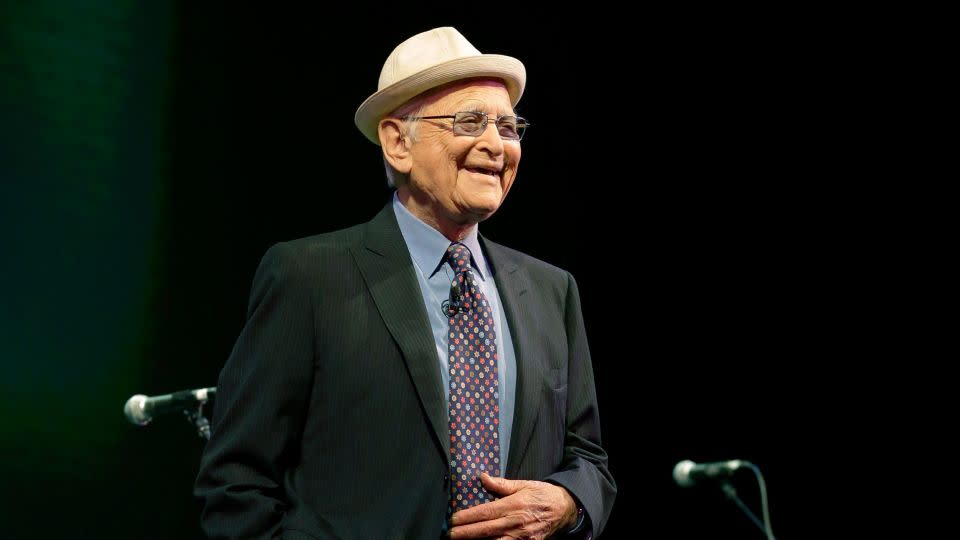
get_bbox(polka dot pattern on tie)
[445,242,500,512]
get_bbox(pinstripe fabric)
[194,202,616,539]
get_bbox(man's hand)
[447,473,578,539]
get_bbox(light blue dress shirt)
[392,194,517,472]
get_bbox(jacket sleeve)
[194,242,315,540]
[544,273,617,538]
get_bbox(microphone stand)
[183,401,212,440]
[721,483,763,531]
[721,482,774,540]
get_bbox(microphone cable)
[719,463,776,540]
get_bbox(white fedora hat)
[354,27,526,145]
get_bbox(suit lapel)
[481,237,544,478]
[350,204,447,459]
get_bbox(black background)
[4,2,890,538]
[159,4,854,538]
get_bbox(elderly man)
[195,27,615,539]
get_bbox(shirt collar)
[392,192,486,280]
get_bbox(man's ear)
[379,119,412,174]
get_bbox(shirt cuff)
[565,504,588,536]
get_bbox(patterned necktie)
[444,241,501,513]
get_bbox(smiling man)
[195,27,616,540]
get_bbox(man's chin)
[462,200,501,221]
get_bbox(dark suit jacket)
[195,203,615,539]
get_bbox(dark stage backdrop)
[1,2,860,538]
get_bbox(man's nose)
[475,121,505,155]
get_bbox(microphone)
[673,459,749,487]
[124,387,215,426]
[442,281,465,317]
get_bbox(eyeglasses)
[404,111,529,141]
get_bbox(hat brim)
[354,54,526,145]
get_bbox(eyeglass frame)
[402,111,530,141]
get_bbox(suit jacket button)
[443,474,449,483]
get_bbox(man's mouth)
[465,167,501,178]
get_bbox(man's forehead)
[428,85,513,113]
[454,97,513,111]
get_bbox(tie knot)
[445,242,473,274]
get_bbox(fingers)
[450,496,506,526]
[447,514,524,539]
[451,474,531,526]
[448,477,566,539]
[480,472,524,495]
